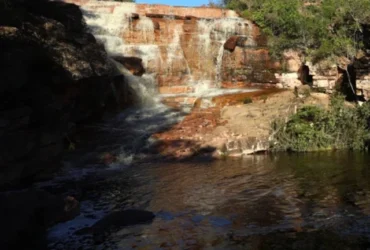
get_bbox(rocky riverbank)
[153,88,331,158]
[0,0,134,189]
[0,0,136,248]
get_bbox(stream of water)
[42,2,370,249]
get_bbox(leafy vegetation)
[271,94,370,152]
[221,0,370,61]
[243,97,253,104]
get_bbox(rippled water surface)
[48,152,370,249]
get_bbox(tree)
[223,0,370,61]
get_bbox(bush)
[271,94,370,152]
[223,0,370,61]
[243,97,253,104]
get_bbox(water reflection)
[49,152,370,249]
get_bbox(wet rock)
[222,48,279,84]
[92,209,155,244]
[153,20,160,30]
[63,196,81,222]
[224,36,239,52]
[0,189,80,250]
[112,56,145,76]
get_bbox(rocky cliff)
[0,0,131,189]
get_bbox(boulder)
[224,36,239,52]
[92,209,155,244]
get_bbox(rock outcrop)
[0,0,129,188]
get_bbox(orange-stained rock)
[159,86,193,94]
[224,36,239,52]
[222,48,279,84]
[161,96,198,109]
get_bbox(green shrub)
[243,97,253,104]
[271,94,370,152]
[223,0,370,61]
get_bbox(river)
[47,151,370,249]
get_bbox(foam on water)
[81,3,135,38]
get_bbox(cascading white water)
[166,25,192,77]
[79,0,260,107]
[81,3,135,37]
[197,18,251,87]
[197,20,212,54]
[81,2,160,106]
[78,1,185,166]
[121,44,162,74]
[215,45,225,86]
[135,16,155,43]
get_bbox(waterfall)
[80,1,160,106]
[76,0,261,108]
[122,44,162,74]
[166,25,192,77]
[135,16,155,43]
[112,60,157,106]
[196,18,252,86]
[216,44,225,87]
[77,1,186,167]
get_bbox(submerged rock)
[92,209,155,244]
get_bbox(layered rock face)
[275,48,370,101]
[0,0,130,188]
[62,0,278,96]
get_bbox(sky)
[136,0,210,7]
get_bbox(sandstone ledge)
[153,89,331,159]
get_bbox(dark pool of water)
[48,152,370,249]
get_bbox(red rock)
[63,196,80,222]
[224,36,239,52]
